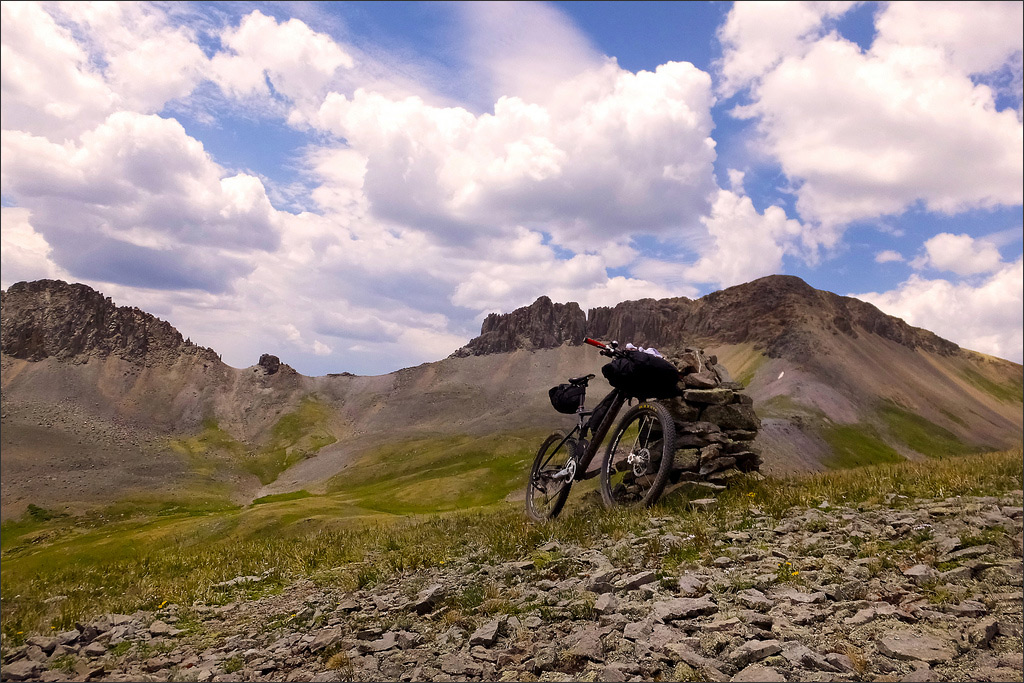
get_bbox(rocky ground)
[3,491,1022,683]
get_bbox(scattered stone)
[970,617,1000,648]
[729,639,782,667]
[1,660,43,682]
[731,664,787,682]
[309,627,344,652]
[595,593,618,615]
[566,627,604,661]
[825,653,855,673]
[677,574,707,596]
[736,588,772,611]
[653,596,718,622]
[618,570,657,591]
[903,564,938,585]
[877,632,954,663]
[469,617,504,647]
[412,584,444,614]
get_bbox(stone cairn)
[660,347,762,493]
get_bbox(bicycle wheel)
[525,432,578,521]
[600,401,676,508]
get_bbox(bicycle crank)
[553,459,577,482]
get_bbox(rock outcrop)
[1,280,220,366]
[456,275,960,359]
[452,296,586,356]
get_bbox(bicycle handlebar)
[584,337,627,358]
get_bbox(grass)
[959,366,1024,404]
[877,399,978,458]
[821,423,904,469]
[324,432,543,514]
[244,397,338,485]
[169,396,338,485]
[734,351,768,388]
[252,491,313,506]
[756,394,821,420]
[2,447,1020,647]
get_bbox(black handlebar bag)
[602,350,680,399]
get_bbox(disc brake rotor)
[627,448,650,477]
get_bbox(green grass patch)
[169,418,247,477]
[757,394,822,420]
[325,433,542,514]
[252,490,313,506]
[244,397,338,485]
[821,423,904,469]
[959,366,1024,404]
[169,396,338,485]
[878,400,976,458]
[939,408,967,427]
[735,352,768,388]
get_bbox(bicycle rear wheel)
[525,432,578,521]
[600,401,675,508]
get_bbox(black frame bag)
[549,383,584,414]
[602,350,680,399]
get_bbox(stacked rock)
[661,347,762,485]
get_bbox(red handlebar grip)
[584,338,606,348]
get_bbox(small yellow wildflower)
[791,571,799,576]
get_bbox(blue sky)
[2,1,1022,374]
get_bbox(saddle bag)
[549,383,584,414]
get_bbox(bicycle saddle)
[568,374,596,386]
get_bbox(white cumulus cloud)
[724,1,1023,234]
[1,112,282,292]
[914,233,1005,276]
[857,258,1024,363]
[683,189,806,288]
[875,250,904,264]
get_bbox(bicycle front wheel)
[526,432,578,522]
[600,401,675,508]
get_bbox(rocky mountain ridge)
[454,275,960,359]
[1,277,1021,519]
[1,280,220,366]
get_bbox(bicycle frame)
[549,387,627,482]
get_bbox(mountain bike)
[525,338,677,521]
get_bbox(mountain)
[2,277,1021,520]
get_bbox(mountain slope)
[1,277,1021,519]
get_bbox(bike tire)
[525,432,578,522]
[599,401,676,509]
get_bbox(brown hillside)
[1,278,1021,519]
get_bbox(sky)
[1,1,1022,375]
